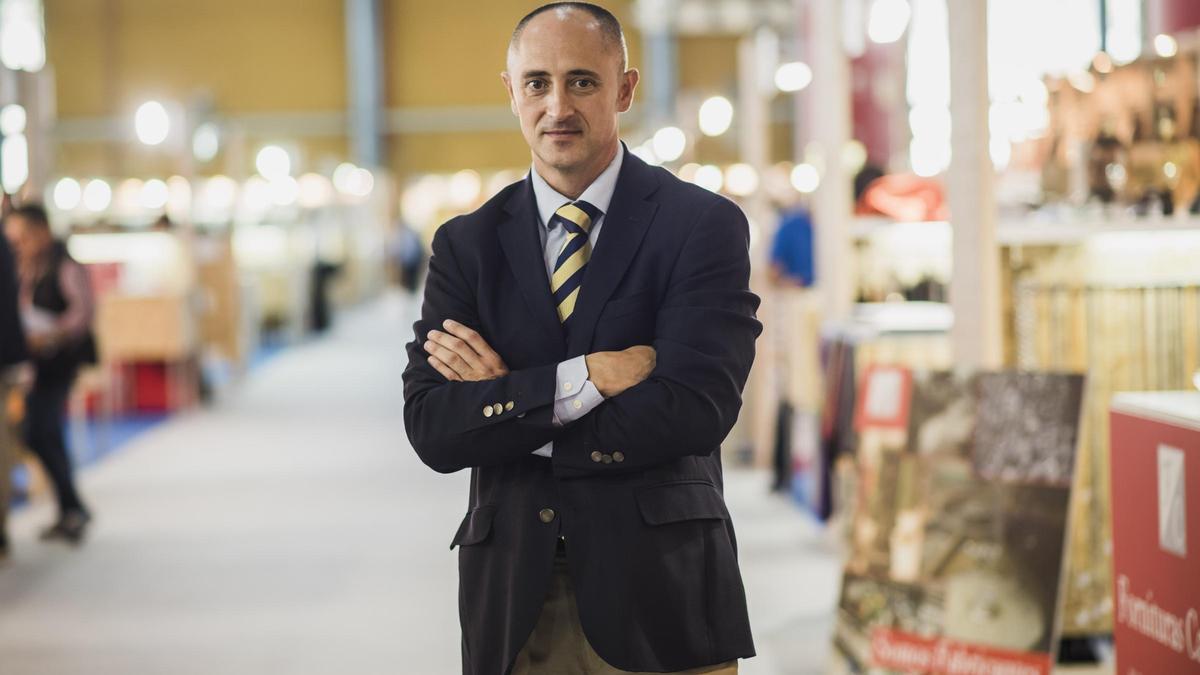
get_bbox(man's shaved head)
[509,2,627,72]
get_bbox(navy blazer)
[403,148,761,674]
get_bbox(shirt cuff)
[554,355,590,401]
[533,356,604,458]
[554,380,603,425]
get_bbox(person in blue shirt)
[769,207,814,288]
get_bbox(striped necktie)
[549,200,601,327]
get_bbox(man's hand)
[585,345,656,398]
[424,319,510,382]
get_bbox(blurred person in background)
[404,3,759,673]
[389,222,426,294]
[0,194,29,560]
[768,206,814,289]
[4,204,96,545]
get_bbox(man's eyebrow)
[520,69,603,79]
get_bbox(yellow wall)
[44,1,689,179]
[47,0,346,116]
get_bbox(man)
[403,4,761,674]
[0,196,29,560]
[4,204,96,544]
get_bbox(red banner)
[870,628,1052,675]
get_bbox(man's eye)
[573,79,596,89]
[526,81,546,91]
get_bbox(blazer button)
[493,403,504,416]
[538,508,556,524]
[505,401,515,411]
[483,406,494,418]
[590,451,603,463]
[601,454,613,464]
[612,451,625,463]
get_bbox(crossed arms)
[401,197,762,477]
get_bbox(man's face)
[3,214,48,263]
[502,10,638,177]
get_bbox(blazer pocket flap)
[637,481,730,526]
[450,504,497,549]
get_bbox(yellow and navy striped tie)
[550,200,601,327]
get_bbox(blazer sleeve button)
[601,454,613,464]
[483,406,494,418]
[590,451,603,463]
[612,451,625,463]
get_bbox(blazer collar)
[498,176,566,354]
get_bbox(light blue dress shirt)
[529,148,624,457]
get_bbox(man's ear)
[500,71,518,116]
[618,68,640,113]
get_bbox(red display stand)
[1110,392,1200,674]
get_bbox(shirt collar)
[529,143,624,230]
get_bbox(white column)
[808,0,854,322]
[946,0,1002,368]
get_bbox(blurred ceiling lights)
[652,126,686,163]
[867,0,910,44]
[724,163,758,197]
[0,0,45,72]
[0,103,25,136]
[139,179,169,210]
[52,177,81,211]
[1153,34,1178,59]
[333,162,374,198]
[692,165,723,193]
[192,123,220,162]
[447,170,482,208]
[135,101,170,146]
[790,164,820,194]
[698,96,733,137]
[774,61,812,93]
[1,132,27,193]
[82,179,112,212]
[298,173,333,209]
[255,145,292,181]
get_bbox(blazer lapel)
[498,176,567,351]
[567,150,660,356]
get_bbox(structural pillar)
[947,0,1002,368]
[641,0,678,128]
[345,0,386,168]
[808,0,854,322]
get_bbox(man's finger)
[443,320,494,357]
[444,320,508,373]
[424,340,470,376]
[427,355,462,381]
[428,330,484,371]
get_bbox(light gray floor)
[0,293,841,675]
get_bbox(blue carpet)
[7,339,290,511]
[7,413,170,510]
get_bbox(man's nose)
[545,84,574,121]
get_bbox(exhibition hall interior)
[0,0,1198,673]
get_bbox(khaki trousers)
[512,545,738,675]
